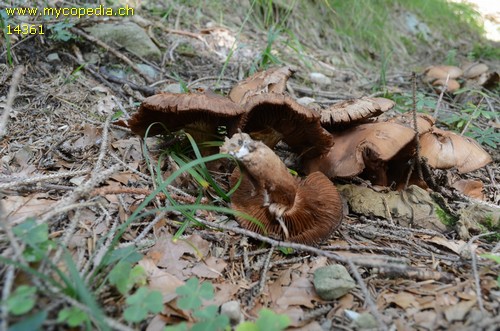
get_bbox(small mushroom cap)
[388,113,436,135]
[319,97,394,130]
[241,93,333,158]
[432,78,460,93]
[129,91,245,137]
[420,128,492,173]
[423,65,463,82]
[229,66,295,105]
[230,169,343,244]
[304,122,416,179]
[462,63,489,79]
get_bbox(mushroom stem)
[221,132,298,209]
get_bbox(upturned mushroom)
[229,66,295,105]
[303,121,417,186]
[239,93,333,159]
[129,90,245,144]
[423,65,463,82]
[221,132,343,245]
[419,128,492,173]
[319,97,395,130]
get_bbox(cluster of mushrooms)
[424,63,498,93]
[127,66,492,245]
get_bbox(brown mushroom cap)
[462,63,489,79]
[240,93,333,159]
[304,122,416,185]
[229,66,295,105]
[388,113,436,135]
[222,132,343,244]
[432,78,460,93]
[319,97,394,130]
[423,65,463,82]
[129,91,245,139]
[420,128,492,173]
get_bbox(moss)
[435,204,458,226]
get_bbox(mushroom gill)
[221,132,343,245]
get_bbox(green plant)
[0,9,13,65]
[6,285,37,315]
[48,21,75,42]
[165,277,290,331]
[124,287,164,323]
[469,43,500,61]
[480,254,500,287]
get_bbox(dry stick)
[248,245,275,310]
[194,218,409,271]
[0,66,24,139]
[405,72,423,190]
[90,186,208,204]
[70,28,154,85]
[466,232,495,315]
[0,169,91,189]
[347,259,388,330]
[0,265,15,331]
[133,211,167,243]
[95,113,113,173]
[432,73,450,119]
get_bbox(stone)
[309,72,332,85]
[220,300,243,325]
[313,264,355,300]
[86,22,161,60]
[46,53,60,62]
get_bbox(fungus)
[221,132,343,245]
[432,78,460,93]
[419,128,492,173]
[423,65,463,83]
[240,93,333,159]
[304,122,416,186]
[129,91,245,143]
[388,113,436,135]
[229,66,295,105]
[319,97,395,130]
[462,63,489,79]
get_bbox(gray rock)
[313,264,355,300]
[161,83,184,94]
[309,72,332,85]
[137,64,159,80]
[220,300,243,325]
[352,312,378,330]
[46,53,60,62]
[86,22,161,60]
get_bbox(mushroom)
[240,93,333,159]
[303,122,416,186]
[129,91,245,144]
[432,78,460,93]
[221,132,343,244]
[229,66,295,105]
[423,65,463,83]
[419,128,492,173]
[319,97,395,130]
[388,113,436,135]
[462,63,489,79]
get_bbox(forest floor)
[1,1,499,330]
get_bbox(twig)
[91,186,208,204]
[0,265,15,331]
[432,73,450,119]
[248,245,275,309]
[133,211,167,243]
[95,113,113,172]
[0,66,24,139]
[99,66,157,96]
[0,169,91,189]
[70,28,154,84]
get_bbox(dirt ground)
[1,1,499,331]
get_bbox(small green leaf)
[236,309,290,331]
[7,285,37,315]
[57,307,89,327]
[164,322,189,331]
[109,262,145,294]
[13,219,48,244]
[176,278,214,311]
[192,306,229,331]
[124,288,163,323]
[481,253,500,264]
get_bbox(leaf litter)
[0,3,499,331]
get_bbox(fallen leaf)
[444,299,477,322]
[190,256,227,279]
[452,179,485,200]
[139,258,184,303]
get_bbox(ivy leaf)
[176,278,214,311]
[7,285,37,315]
[124,288,163,323]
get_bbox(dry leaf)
[452,179,485,200]
[444,299,477,322]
